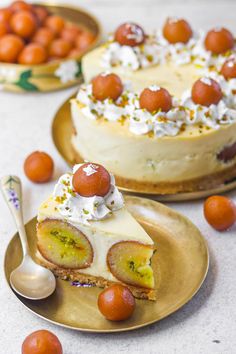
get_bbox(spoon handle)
[0,175,29,256]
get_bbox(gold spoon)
[1,175,56,300]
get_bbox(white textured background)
[0,0,236,353]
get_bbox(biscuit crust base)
[71,146,236,194]
[36,250,156,301]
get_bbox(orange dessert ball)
[220,58,236,80]
[139,86,172,113]
[60,25,80,44]
[24,151,54,183]
[92,73,123,101]
[0,8,13,23]
[68,48,83,59]
[191,78,223,107]
[163,17,193,44]
[10,1,33,13]
[114,22,145,47]
[204,28,234,54]
[22,330,63,354]
[10,10,37,38]
[204,195,236,231]
[49,39,72,58]
[18,43,47,65]
[0,34,24,62]
[76,30,95,50]
[45,15,65,35]
[33,5,49,25]
[0,22,9,37]
[98,284,135,321]
[32,27,54,48]
[72,162,111,197]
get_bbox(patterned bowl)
[0,3,101,93]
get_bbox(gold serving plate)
[4,196,209,332]
[52,94,236,201]
[0,4,101,93]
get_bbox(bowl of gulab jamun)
[0,1,101,92]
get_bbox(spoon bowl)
[10,255,56,300]
[1,175,56,300]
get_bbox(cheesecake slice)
[36,163,156,300]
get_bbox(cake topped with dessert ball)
[37,162,156,300]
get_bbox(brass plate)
[52,94,236,201]
[4,196,209,332]
[0,4,101,93]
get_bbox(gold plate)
[4,196,209,332]
[0,4,101,93]
[52,94,236,201]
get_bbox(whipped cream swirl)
[156,30,199,65]
[200,65,236,109]
[102,27,236,72]
[53,164,124,225]
[76,81,236,137]
[77,84,187,137]
[181,89,236,128]
[77,83,136,122]
[102,36,166,71]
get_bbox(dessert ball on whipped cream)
[191,78,223,107]
[92,72,123,101]
[163,17,192,44]
[204,27,234,54]
[220,57,236,79]
[72,162,111,197]
[114,22,145,47]
[139,86,172,113]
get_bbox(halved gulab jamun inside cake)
[217,142,236,163]
[107,241,155,289]
[37,220,93,269]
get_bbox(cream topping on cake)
[102,36,166,70]
[201,67,236,108]
[102,28,236,72]
[181,90,236,129]
[76,81,236,137]
[53,164,124,225]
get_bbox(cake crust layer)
[36,251,156,300]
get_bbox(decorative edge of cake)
[73,72,236,139]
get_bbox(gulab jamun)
[191,78,223,107]
[72,162,111,197]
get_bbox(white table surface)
[0,0,236,353]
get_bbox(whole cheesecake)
[71,20,236,193]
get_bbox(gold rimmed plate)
[4,196,209,332]
[0,4,101,93]
[52,94,236,201]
